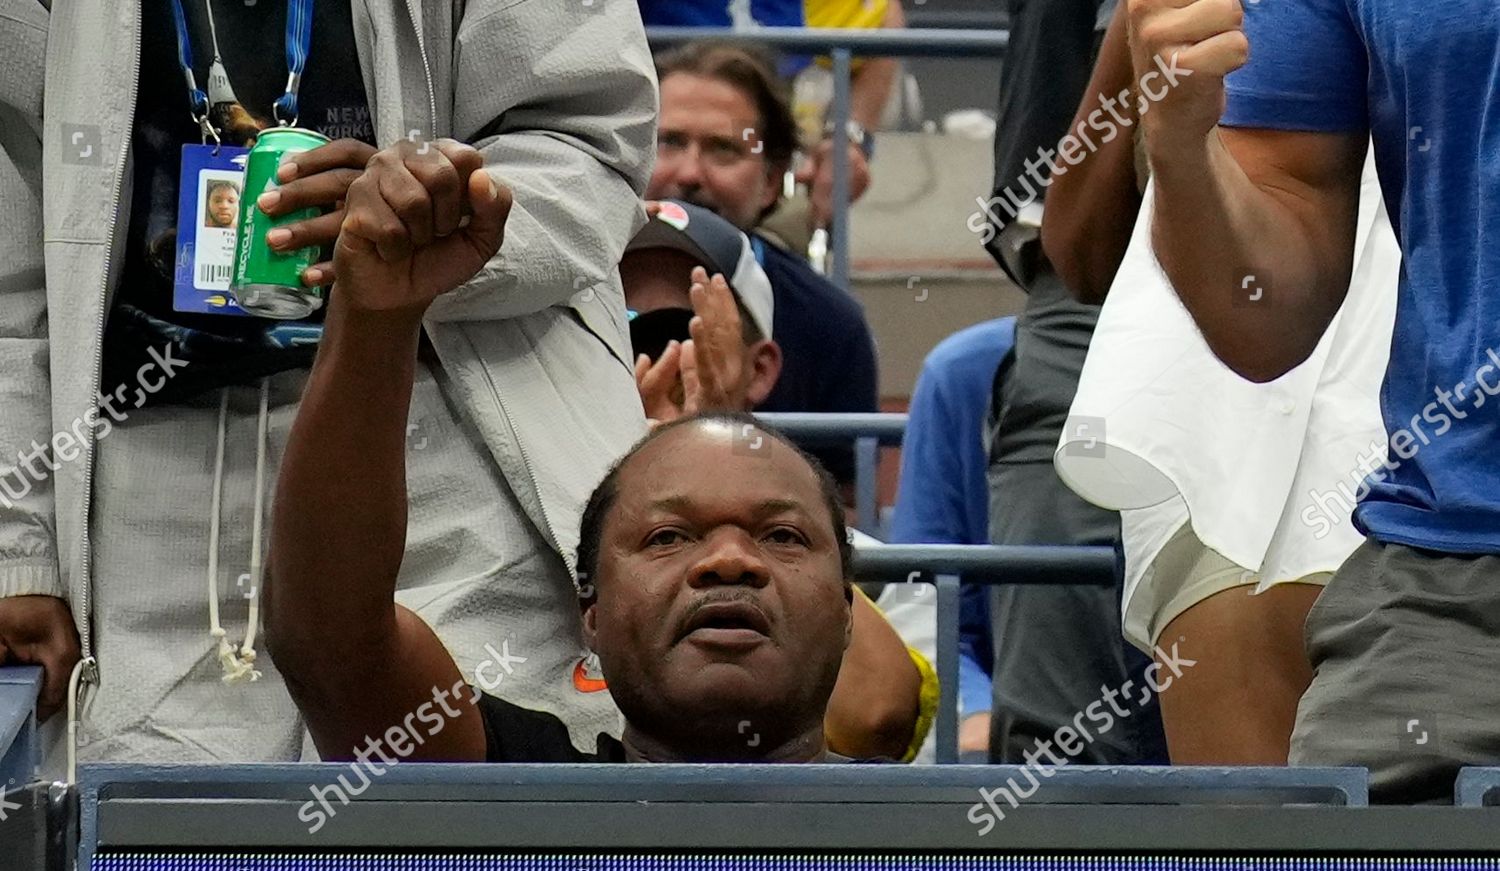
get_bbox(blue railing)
[644,27,1009,292]
[768,408,1122,762]
[0,665,41,788]
[0,411,1108,774]
[756,412,1121,760]
[3,668,1498,862]
[755,411,904,534]
[74,762,1389,869]
[854,542,1115,763]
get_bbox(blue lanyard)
[168,0,315,135]
[273,0,315,126]
[167,0,212,139]
[750,235,767,267]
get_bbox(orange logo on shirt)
[572,653,609,693]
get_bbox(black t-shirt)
[476,693,868,764]
[750,234,879,485]
[103,0,376,406]
[479,693,628,763]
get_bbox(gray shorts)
[1291,538,1500,803]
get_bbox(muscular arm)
[1126,0,1367,382]
[1039,0,1144,302]
[266,299,486,762]
[824,588,926,760]
[1149,128,1365,381]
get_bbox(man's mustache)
[675,190,719,213]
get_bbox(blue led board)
[89,856,1500,871]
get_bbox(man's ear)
[744,339,783,407]
[581,591,599,653]
[760,161,787,214]
[842,582,855,654]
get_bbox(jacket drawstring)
[69,382,269,778]
[242,378,269,670]
[65,655,95,784]
[207,383,265,683]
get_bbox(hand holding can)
[253,137,380,289]
[232,126,335,319]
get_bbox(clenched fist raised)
[1128,0,1249,154]
[332,139,512,316]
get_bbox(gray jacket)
[0,0,656,663]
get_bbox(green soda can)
[232,126,331,319]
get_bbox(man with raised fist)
[3,0,654,771]
[264,145,874,766]
[1128,0,1500,801]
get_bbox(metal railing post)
[854,435,879,534]
[830,47,853,292]
[934,572,961,764]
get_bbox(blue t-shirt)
[889,318,1016,548]
[636,0,802,28]
[1223,0,1500,553]
[888,318,1017,717]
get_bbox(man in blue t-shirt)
[1128,0,1500,801]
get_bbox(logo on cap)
[656,201,691,231]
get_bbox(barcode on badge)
[197,262,231,289]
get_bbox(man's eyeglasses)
[656,131,762,168]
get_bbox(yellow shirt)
[804,0,887,30]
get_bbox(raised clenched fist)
[1127,0,1249,155]
[331,138,513,317]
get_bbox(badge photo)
[174,143,252,316]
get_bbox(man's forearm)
[1039,0,1143,301]
[850,59,898,132]
[1149,131,1359,382]
[824,591,922,760]
[268,295,422,675]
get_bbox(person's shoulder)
[907,318,1016,424]
[753,234,856,302]
[477,692,625,763]
[752,234,870,323]
[924,317,1017,375]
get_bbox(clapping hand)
[634,267,751,425]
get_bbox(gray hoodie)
[0,0,656,669]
